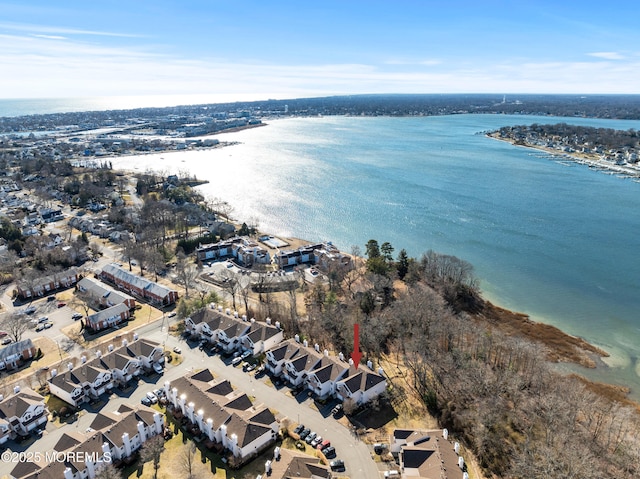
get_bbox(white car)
[173,346,182,354]
[146,391,158,404]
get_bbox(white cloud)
[1,30,640,100]
[588,51,624,60]
[0,21,143,38]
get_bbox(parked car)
[293,424,305,435]
[299,428,311,440]
[153,363,163,374]
[231,356,242,366]
[311,435,323,448]
[168,312,177,318]
[318,439,331,450]
[384,471,400,478]
[57,302,66,308]
[322,446,336,458]
[38,316,49,323]
[331,404,343,417]
[47,296,57,302]
[153,389,165,398]
[305,432,317,444]
[0,331,7,338]
[35,324,45,332]
[1,337,12,345]
[330,460,345,472]
[24,306,36,315]
[173,347,182,354]
[141,397,152,406]
[72,313,83,320]
[240,350,252,360]
[43,322,53,329]
[146,391,158,404]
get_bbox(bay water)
[110,114,640,397]
[1,99,634,397]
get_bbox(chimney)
[137,420,147,442]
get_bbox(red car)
[57,302,66,308]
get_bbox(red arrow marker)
[351,323,362,369]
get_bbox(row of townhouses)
[0,339,37,371]
[10,403,165,479]
[195,236,352,272]
[16,267,80,300]
[48,338,164,408]
[185,305,387,405]
[77,276,136,331]
[195,236,271,267]
[185,306,284,356]
[100,263,178,306]
[0,387,48,446]
[164,369,278,465]
[266,337,387,405]
[275,242,351,270]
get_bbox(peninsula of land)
[489,123,640,179]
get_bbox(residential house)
[77,277,136,309]
[164,369,278,465]
[216,316,251,354]
[48,359,113,407]
[16,267,80,299]
[305,355,350,399]
[100,263,178,305]
[335,365,387,406]
[283,343,323,387]
[184,306,225,338]
[267,449,331,479]
[10,404,164,479]
[264,339,305,377]
[389,429,464,479]
[86,303,131,331]
[0,339,37,370]
[0,387,48,439]
[240,320,283,356]
[195,236,270,266]
[97,338,164,385]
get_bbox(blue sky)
[1,1,639,102]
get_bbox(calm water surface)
[109,114,640,396]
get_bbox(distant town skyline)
[2,1,640,103]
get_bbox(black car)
[322,446,336,458]
[299,428,311,440]
[293,424,305,435]
[330,459,345,472]
[140,397,152,406]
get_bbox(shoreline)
[487,132,640,180]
